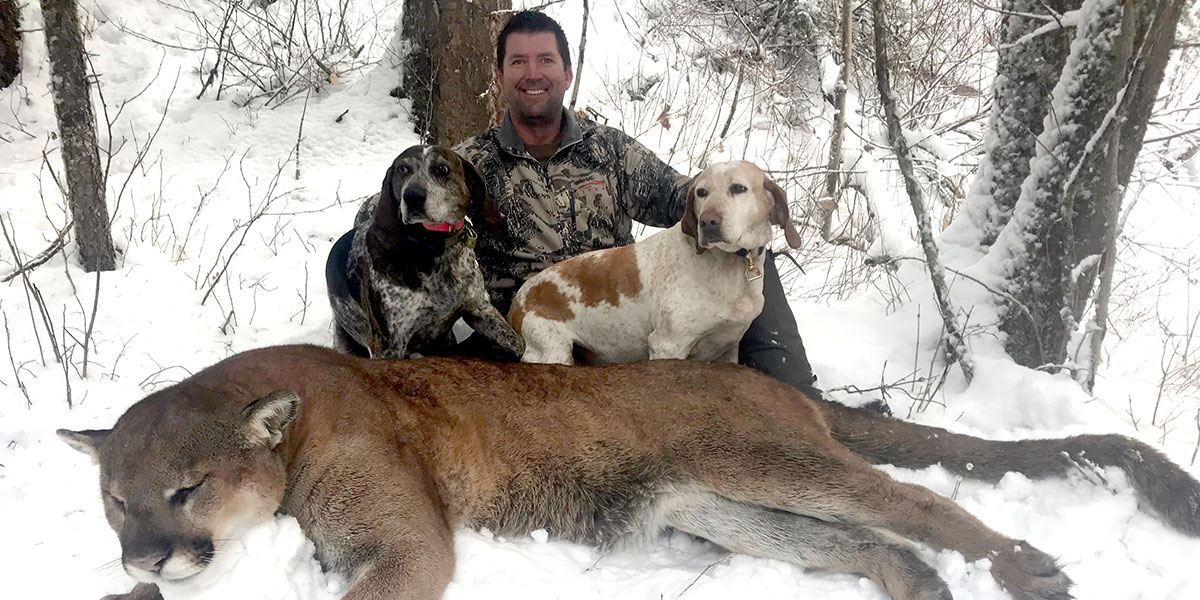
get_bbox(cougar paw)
[989,541,1072,600]
[100,582,163,600]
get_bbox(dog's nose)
[699,214,722,243]
[403,185,427,218]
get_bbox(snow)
[3,1,1200,599]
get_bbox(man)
[455,11,821,394]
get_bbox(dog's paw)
[988,541,1072,600]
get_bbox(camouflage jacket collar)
[497,110,589,158]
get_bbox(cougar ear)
[680,178,706,254]
[57,429,109,463]
[764,176,802,249]
[459,153,503,232]
[241,390,300,449]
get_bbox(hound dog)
[325,145,524,359]
[508,160,802,365]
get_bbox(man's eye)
[432,164,450,177]
[170,478,206,505]
[696,188,709,198]
[729,183,747,194]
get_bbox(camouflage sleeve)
[617,135,690,228]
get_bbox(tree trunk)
[1069,0,1189,317]
[817,0,851,241]
[401,0,510,146]
[957,0,1079,250]
[1,0,20,89]
[993,0,1131,368]
[41,0,116,272]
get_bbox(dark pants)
[738,250,820,397]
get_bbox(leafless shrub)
[197,149,294,307]
[2,304,32,406]
[108,0,391,109]
[596,0,994,299]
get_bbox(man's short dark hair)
[496,11,572,70]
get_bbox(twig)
[83,271,101,378]
[60,308,72,409]
[1,216,55,365]
[0,222,70,283]
[818,0,852,240]
[291,262,310,324]
[872,0,974,383]
[1191,408,1199,466]
[2,305,31,406]
[676,552,731,597]
[200,150,293,305]
[105,334,135,382]
[138,363,193,391]
[872,254,1045,361]
[569,0,589,110]
[295,88,310,180]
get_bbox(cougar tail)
[813,398,1200,537]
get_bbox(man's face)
[499,32,573,125]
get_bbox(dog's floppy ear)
[459,153,504,232]
[764,176,802,249]
[372,160,404,233]
[680,178,705,254]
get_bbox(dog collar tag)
[464,223,477,249]
[745,257,763,281]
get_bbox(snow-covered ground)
[3,1,1200,599]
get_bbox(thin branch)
[873,0,974,382]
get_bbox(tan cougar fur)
[60,345,1200,600]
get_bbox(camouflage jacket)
[455,110,689,312]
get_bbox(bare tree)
[0,0,18,89]
[817,0,851,240]
[872,0,974,382]
[401,0,511,145]
[40,0,117,271]
[568,0,589,110]
[956,0,1080,250]
[976,0,1185,375]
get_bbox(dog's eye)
[729,183,747,194]
[695,188,709,198]
[108,493,126,513]
[396,164,412,177]
[431,164,450,177]
[170,477,207,506]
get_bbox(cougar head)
[58,389,299,586]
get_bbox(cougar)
[60,345,1200,600]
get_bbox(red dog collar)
[422,221,466,232]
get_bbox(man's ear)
[764,176,803,249]
[459,154,504,232]
[241,390,300,449]
[565,65,574,89]
[57,429,109,463]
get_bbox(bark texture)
[41,0,116,272]
[401,0,511,146]
[0,0,18,89]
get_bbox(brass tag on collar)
[464,223,478,249]
[745,254,763,281]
